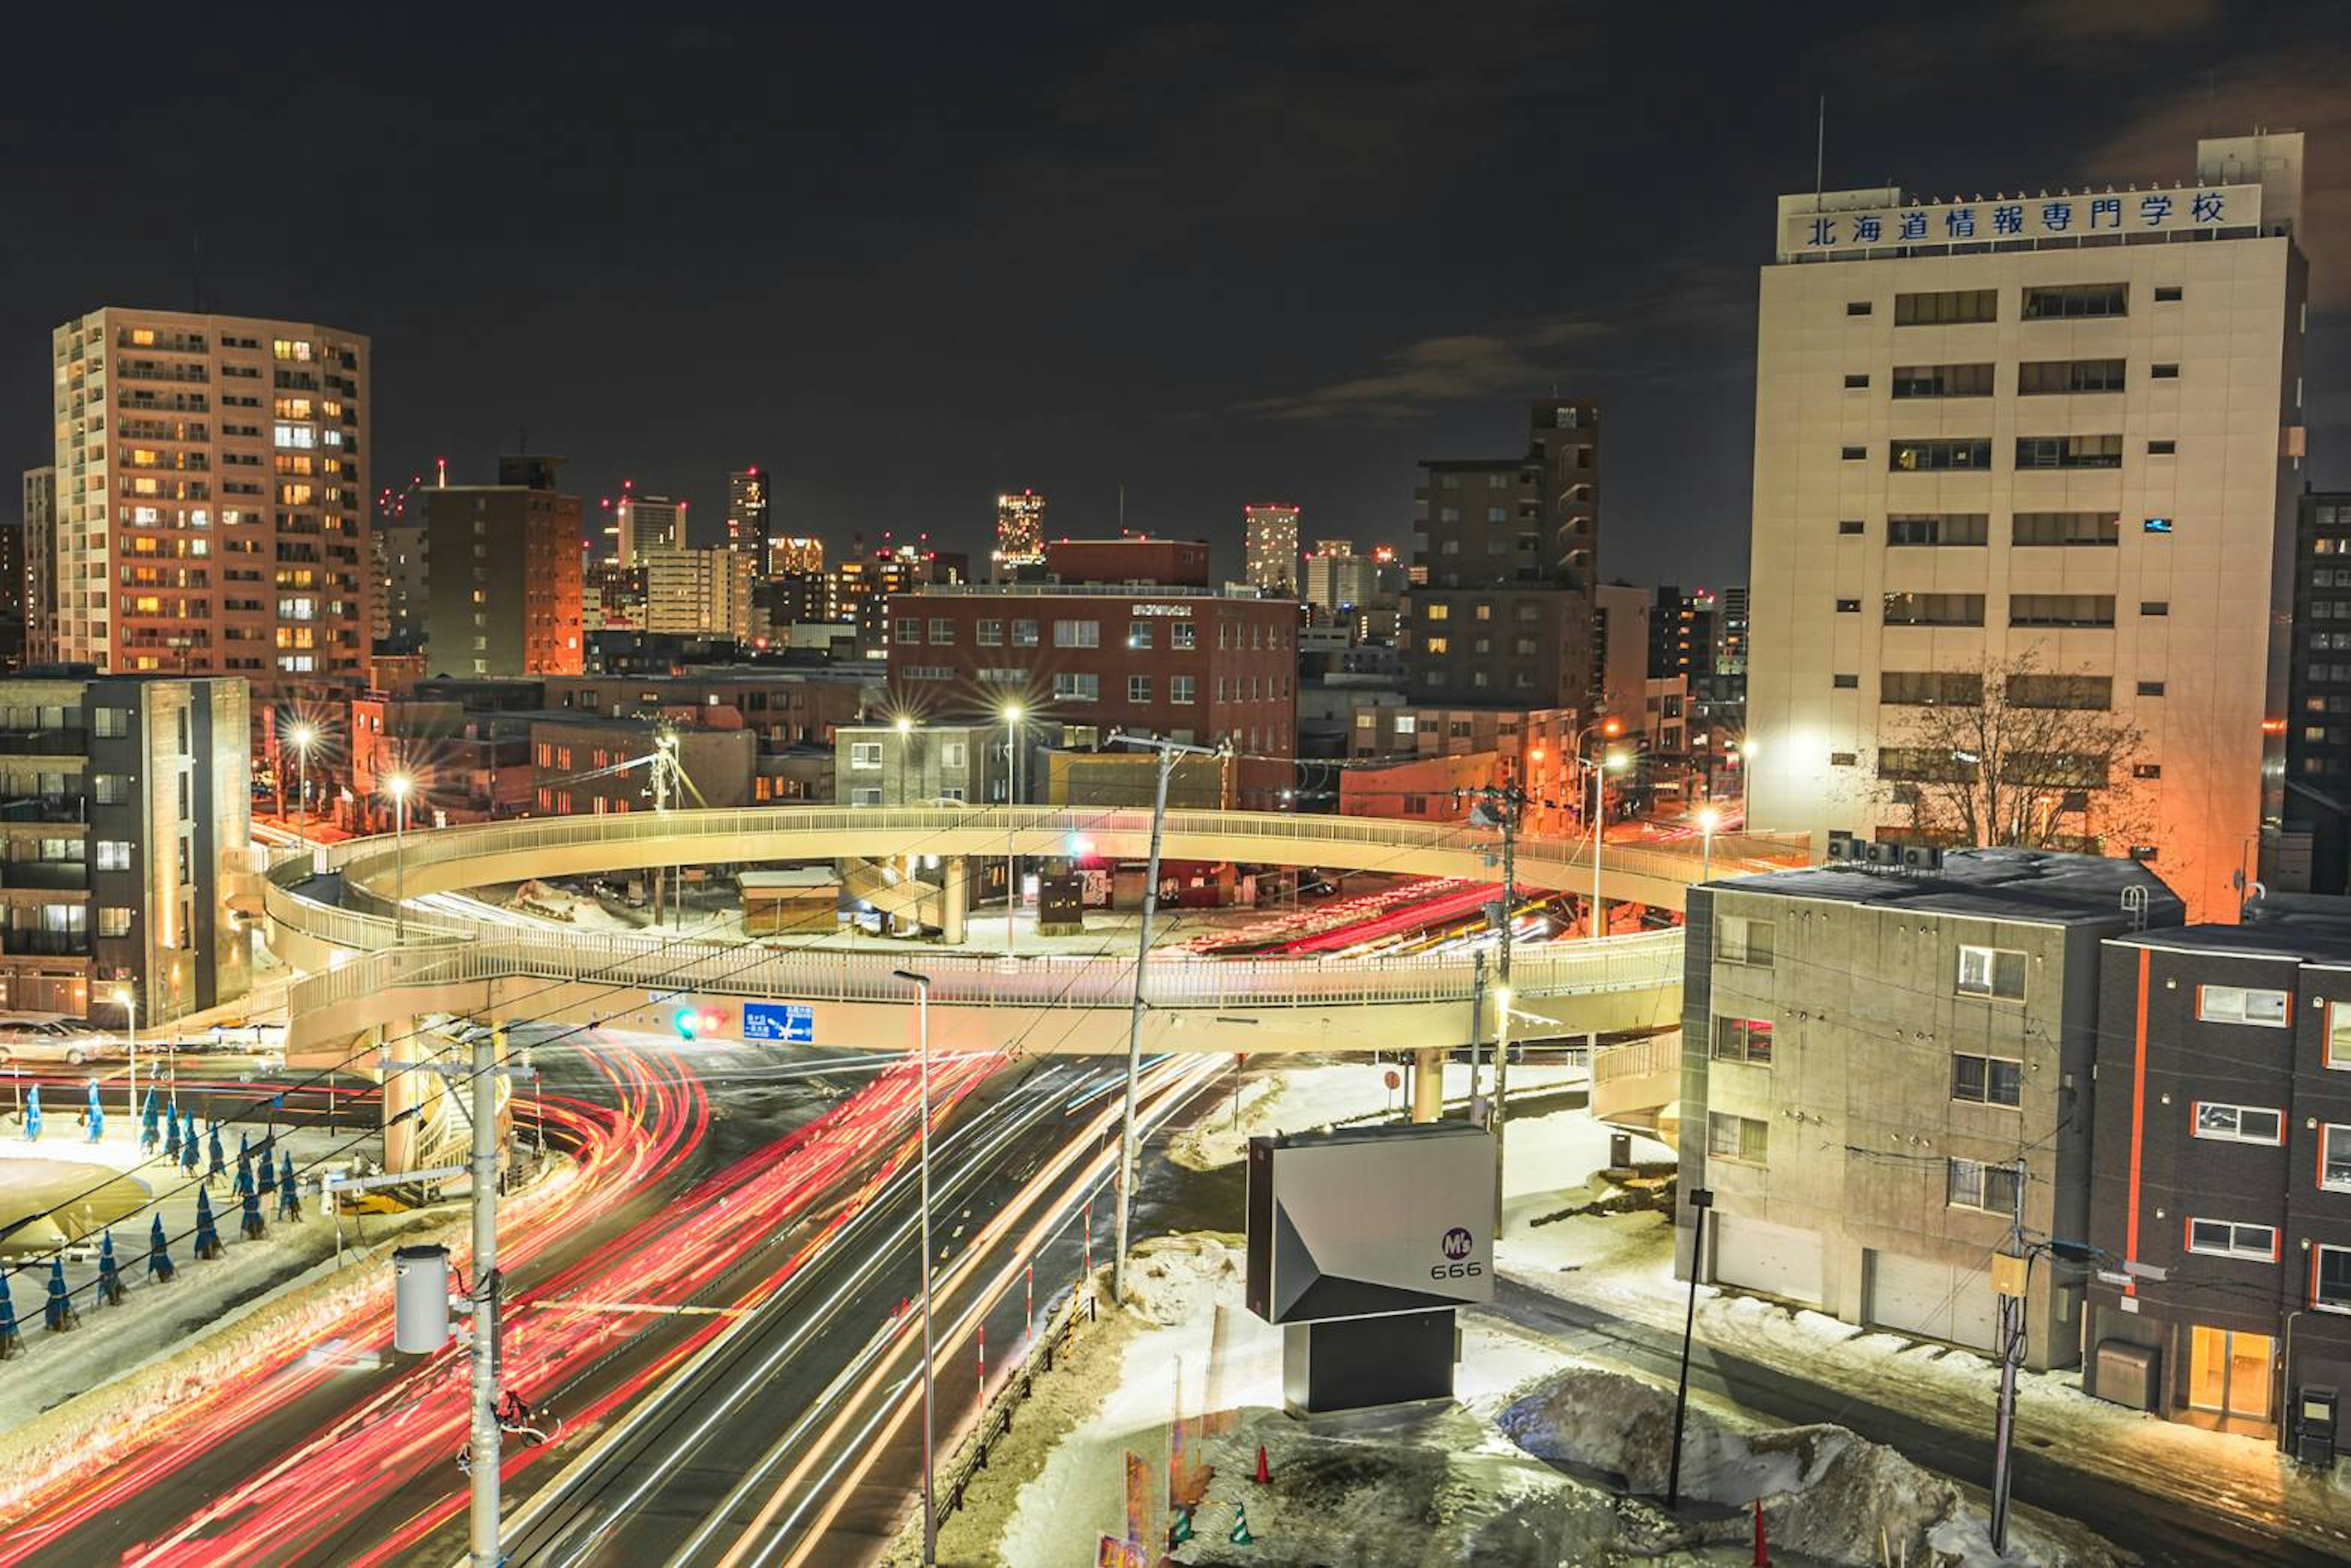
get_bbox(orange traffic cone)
[1752,1497,1769,1566]
[1253,1443,1271,1485]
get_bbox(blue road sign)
[743,1003,817,1043]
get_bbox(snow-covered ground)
[977,1233,2112,1567]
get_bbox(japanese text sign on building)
[1785,184,2261,257]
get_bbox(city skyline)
[7,7,2347,584]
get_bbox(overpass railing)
[285,924,1687,1020]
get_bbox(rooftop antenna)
[1118,483,1127,532]
[1814,95,1826,207]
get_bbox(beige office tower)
[1243,502,1300,594]
[1745,132,2308,919]
[50,309,372,700]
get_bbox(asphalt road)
[0,1031,866,1567]
[503,1055,1167,1567]
[1485,1278,2341,1568]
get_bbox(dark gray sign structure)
[1245,1122,1496,1412]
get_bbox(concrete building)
[768,534,823,577]
[0,673,252,1025]
[22,468,55,667]
[1300,539,1390,620]
[348,696,531,825]
[885,545,1299,809]
[1408,401,1601,711]
[2082,899,2351,1450]
[379,516,427,656]
[530,714,756,814]
[2282,492,2351,894]
[602,485,684,566]
[49,309,373,699]
[994,489,1045,578]
[642,544,756,641]
[416,455,585,678]
[1339,752,1494,822]
[1593,582,1649,726]
[1243,503,1300,595]
[727,467,770,558]
[835,721,1005,808]
[1680,847,2183,1369]
[1743,132,2309,920]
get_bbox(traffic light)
[673,1008,699,1040]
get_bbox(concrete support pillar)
[1411,1046,1444,1122]
[380,1019,421,1172]
[942,856,969,946]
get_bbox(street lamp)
[115,983,137,1136]
[1000,703,1025,958]
[384,771,413,942]
[1697,805,1720,885]
[1587,749,1630,940]
[895,714,915,806]
[1667,1186,1714,1509]
[287,721,317,839]
[1737,737,1758,809]
[891,968,939,1567]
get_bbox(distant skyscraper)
[1300,539,1378,613]
[1243,503,1301,595]
[993,490,1045,578]
[770,535,824,576]
[603,483,684,566]
[50,309,372,692]
[22,467,56,666]
[727,467,770,557]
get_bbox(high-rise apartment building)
[380,516,428,654]
[727,467,770,558]
[1407,400,1601,711]
[1243,503,1301,595]
[602,483,684,566]
[418,455,585,677]
[22,468,56,667]
[50,309,373,698]
[769,534,824,577]
[642,544,756,640]
[993,490,1045,578]
[1744,133,2308,919]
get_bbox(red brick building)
[886,579,1299,808]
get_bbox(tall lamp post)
[115,984,137,1132]
[384,771,413,942]
[891,968,939,1566]
[287,721,317,838]
[1000,703,1024,958]
[1736,737,1758,814]
[895,713,915,806]
[1697,805,1720,886]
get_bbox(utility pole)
[1463,784,1521,1226]
[650,730,677,929]
[891,970,939,1566]
[1110,733,1223,1303]
[1988,1156,2030,1555]
[1465,950,1488,1116]
[467,1024,506,1567]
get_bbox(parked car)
[0,1019,118,1065]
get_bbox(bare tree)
[1869,654,2150,851]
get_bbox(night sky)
[7,2,2349,587]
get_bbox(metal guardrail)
[939,1285,1099,1523]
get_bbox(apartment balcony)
[0,863,88,892]
[1589,1032,1682,1144]
[0,931,90,958]
[0,729,89,756]
[0,795,89,825]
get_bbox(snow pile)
[1119,1231,1245,1326]
[1498,1366,2118,1568]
